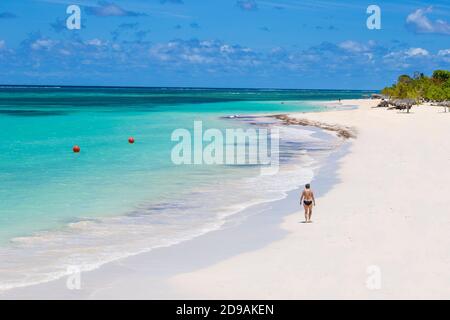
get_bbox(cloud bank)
[406,7,450,35]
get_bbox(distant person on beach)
[300,184,315,223]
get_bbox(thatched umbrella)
[374,100,389,108]
[387,99,416,113]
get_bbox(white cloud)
[148,39,258,68]
[85,39,105,47]
[59,49,71,56]
[220,45,236,54]
[382,47,433,70]
[406,7,450,35]
[405,47,429,57]
[438,49,450,56]
[437,49,450,62]
[0,40,5,50]
[384,47,429,59]
[339,40,368,53]
[31,39,54,50]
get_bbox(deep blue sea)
[0,87,374,290]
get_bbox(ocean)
[0,87,373,290]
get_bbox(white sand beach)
[3,99,450,299]
[169,99,450,299]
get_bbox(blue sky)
[0,0,449,89]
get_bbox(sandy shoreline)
[3,99,450,299]
[169,99,450,299]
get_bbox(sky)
[0,0,449,89]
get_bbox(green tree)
[383,70,449,102]
[432,70,450,83]
[398,74,413,84]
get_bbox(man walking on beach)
[300,184,315,223]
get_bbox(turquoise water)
[0,87,373,289]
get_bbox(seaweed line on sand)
[272,114,357,139]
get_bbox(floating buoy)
[128,137,135,144]
[73,145,80,153]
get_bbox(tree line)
[381,70,450,101]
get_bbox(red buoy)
[73,145,80,153]
[128,137,135,144]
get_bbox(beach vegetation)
[381,70,450,102]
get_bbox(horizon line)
[0,84,380,91]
